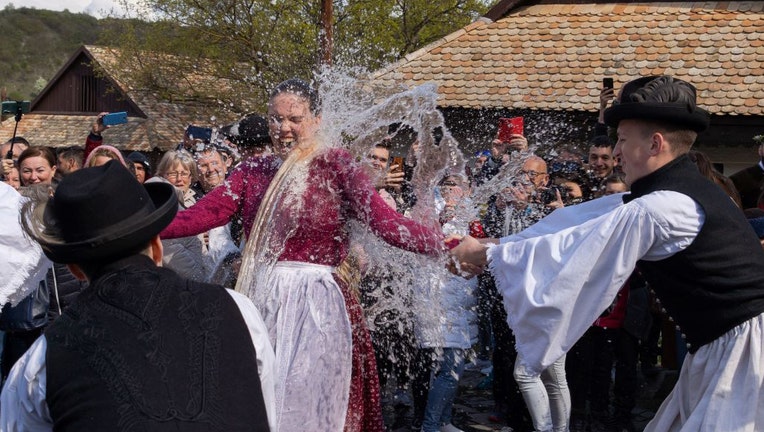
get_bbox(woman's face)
[20,156,56,186]
[267,92,321,157]
[164,161,192,192]
[3,167,20,190]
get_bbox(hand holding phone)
[498,117,524,143]
[603,77,614,90]
[100,111,128,126]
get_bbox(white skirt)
[645,313,764,431]
[252,261,352,432]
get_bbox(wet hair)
[18,146,56,171]
[270,78,321,115]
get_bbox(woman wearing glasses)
[156,150,200,208]
[152,150,206,281]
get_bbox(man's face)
[614,120,653,186]
[0,142,27,160]
[133,162,146,183]
[366,146,389,172]
[519,157,549,193]
[588,146,615,179]
[56,155,81,176]
[196,150,227,191]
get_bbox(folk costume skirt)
[645,312,764,431]
[253,261,383,432]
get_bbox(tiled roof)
[372,2,764,115]
[0,46,246,151]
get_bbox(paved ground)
[384,364,679,432]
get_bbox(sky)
[0,0,135,18]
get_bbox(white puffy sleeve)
[226,289,278,432]
[0,183,51,306]
[0,336,52,432]
[489,191,702,375]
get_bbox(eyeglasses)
[166,171,191,179]
[520,170,547,179]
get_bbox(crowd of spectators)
[0,77,760,432]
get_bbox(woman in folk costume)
[161,78,447,431]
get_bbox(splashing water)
[225,67,524,429]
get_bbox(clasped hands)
[445,234,496,278]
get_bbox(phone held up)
[603,77,614,90]
[1,101,31,115]
[100,111,128,126]
[498,117,524,143]
[390,156,405,174]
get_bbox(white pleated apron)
[252,261,353,432]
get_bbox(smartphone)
[390,156,405,173]
[101,111,128,126]
[498,117,524,142]
[186,125,213,143]
[1,101,30,115]
[603,77,614,90]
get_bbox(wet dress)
[162,148,444,431]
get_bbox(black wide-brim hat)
[40,160,177,263]
[604,76,710,133]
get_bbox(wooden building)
[0,45,245,153]
[372,0,764,174]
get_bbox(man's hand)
[492,134,528,159]
[543,187,565,210]
[384,166,405,191]
[1,158,13,176]
[599,87,615,123]
[448,235,496,278]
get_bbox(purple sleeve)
[161,166,245,239]
[334,149,445,256]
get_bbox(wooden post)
[320,0,333,67]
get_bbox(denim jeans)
[421,348,467,432]
[514,353,570,432]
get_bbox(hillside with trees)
[0,6,109,100]
[0,1,491,105]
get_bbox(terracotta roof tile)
[372,1,764,115]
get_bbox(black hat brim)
[604,102,710,132]
[41,182,178,263]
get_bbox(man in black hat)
[450,75,764,430]
[0,161,275,431]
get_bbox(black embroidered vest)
[45,255,270,431]
[624,155,764,352]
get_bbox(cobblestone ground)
[386,365,679,432]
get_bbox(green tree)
[102,0,490,114]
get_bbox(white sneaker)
[440,424,464,432]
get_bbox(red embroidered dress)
[162,148,443,431]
